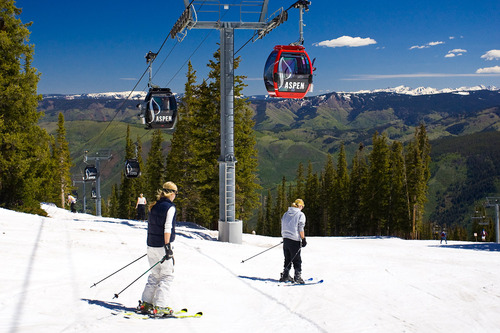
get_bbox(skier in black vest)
[138,181,178,316]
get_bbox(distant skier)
[440,230,447,244]
[135,193,147,222]
[482,229,488,241]
[280,198,307,284]
[67,194,77,213]
[138,181,177,316]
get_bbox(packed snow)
[1,204,500,333]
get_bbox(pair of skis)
[124,308,203,320]
[279,277,324,286]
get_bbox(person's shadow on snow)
[81,298,136,312]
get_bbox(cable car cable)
[234,0,309,56]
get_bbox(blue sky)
[17,0,500,96]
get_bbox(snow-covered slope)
[1,205,500,332]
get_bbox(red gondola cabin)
[264,45,313,99]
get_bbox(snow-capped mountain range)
[344,85,499,96]
[42,85,499,100]
[43,91,148,100]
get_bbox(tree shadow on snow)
[429,243,500,252]
[175,222,218,241]
[81,298,136,312]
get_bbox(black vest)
[147,197,176,247]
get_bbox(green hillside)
[38,90,500,225]
[426,131,500,229]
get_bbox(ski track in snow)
[181,238,327,332]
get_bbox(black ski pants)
[283,238,302,273]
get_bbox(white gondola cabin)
[140,87,178,130]
[125,159,141,178]
[84,165,98,181]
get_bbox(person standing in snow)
[440,230,447,244]
[67,194,76,213]
[280,198,307,284]
[135,193,147,222]
[138,181,178,316]
[482,229,488,241]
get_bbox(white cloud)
[476,66,500,74]
[428,41,444,46]
[313,36,377,48]
[481,50,500,61]
[410,41,445,50]
[445,49,467,58]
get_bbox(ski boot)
[153,306,174,317]
[294,271,305,284]
[279,269,294,282]
[136,300,154,314]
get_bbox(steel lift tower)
[84,150,112,216]
[485,197,500,243]
[171,1,304,243]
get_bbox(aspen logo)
[155,115,172,122]
[284,81,305,90]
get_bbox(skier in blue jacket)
[280,198,307,284]
[138,181,178,316]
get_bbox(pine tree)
[264,189,273,236]
[294,162,306,200]
[0,1,55,214]
[405,124,431,238]
[144,129,165,203]
[272,177,288,237]
[335,143,350,235]
[322,154,335,235]
[234,98,261,223]
[189,78,220,227]
[256,190,272,236]
[256,201,265,235]
[349,143,369,235]
[304,161,321,235]
[366,132,391,235]
[166,61,198,222]
[54,113,73,208]
[388,141,410,237]
[108,184,119,218]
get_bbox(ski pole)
[285,246,302,270]
[241,241,283,263]
[90,253,146,288]
[112,257,164,299]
